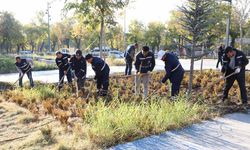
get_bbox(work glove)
[235,67,241,74]
[219,75,224,80]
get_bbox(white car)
[108,51,124,58]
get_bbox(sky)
[0,0,185,26]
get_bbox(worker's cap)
[85,54,93,60]
[55,51,62,55]
[75,49,82,56]
[157,50,166,60]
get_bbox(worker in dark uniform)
[221,46,249,108]
[159,52,184,97]
[15,56,34,88]
[69,49,87,92]
[85,54,110,96]
[134,46,155,98]
[55,51,72,89]
[125,43,138,75]
[216,44,225,68]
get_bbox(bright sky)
[0,0,185,26]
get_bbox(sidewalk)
[111,111,250,150]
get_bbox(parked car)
[61,48,70,54]
[20,50,33,55]
[108,51,124,58]
[90,47,124,58]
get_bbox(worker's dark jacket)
[134,51,155,73]
[125,45,136,62]
[55,54,71,71]
[218,46,224,59]
[221,49,249,76]
[91,57,110,77]
[70,55,87,79]
[162,53,184,83]
[15,59,31,73]
[91,57,110,91]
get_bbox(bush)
[106,57,125,66]
[33,61,57,71]
[0,55,16,73]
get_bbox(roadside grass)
[32,61,57,71]
[106,57,125,66]
[5,84,63,103]
[84,95,209,147]
[3,83,210,149]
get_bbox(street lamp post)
[46,2,51,52]
[224,0,232,47]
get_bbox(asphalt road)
[0,59,248,83]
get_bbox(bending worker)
[159,51,184,97]
[70,49,87,93]
[55,51,72,89]
[15,56,34,88]
[221,46,249,108]
[85,54,110,96]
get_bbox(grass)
[84,95,208,147]
[106,57,125,66]
[3,84,210,148]
[5,84,62,103]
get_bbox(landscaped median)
[1,70,248,149]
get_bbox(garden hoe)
[74,75,79,97]
[12,68,31,88]
[57,67,70,91]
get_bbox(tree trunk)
[75,37,81,49]
[64,39,70,48]
[200,43,204,73]
[240,23,243,50]
[52,41,57,51]
[188,37,195,94]
[17,44,21,54]
[99,17,105,59]
[38,42,45,52]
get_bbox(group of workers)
[14,44,249,108]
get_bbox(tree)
[0,11,23,53]
[65,0,129,58]
[234,0,250,50]
[30,11,48,52]
[127,20,145,45]
[106,25,124,50]
[145,22,166,53]
[179,0,213,94]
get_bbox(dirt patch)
[0,102,96,150]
